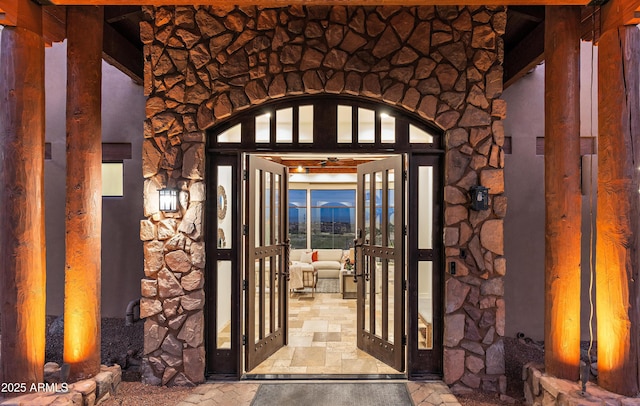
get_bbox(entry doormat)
[250,383,414,406]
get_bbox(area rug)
[251,383,413,406]
[293,278,339,293]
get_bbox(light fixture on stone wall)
[159,188,178,212]
[470,185,489,211]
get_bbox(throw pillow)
[300,251,313,264]
[311,251,318,262]
[341,251,349,263]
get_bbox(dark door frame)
[407,153,444,380]
[204,95,444,379]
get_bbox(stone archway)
[139,5,507,393]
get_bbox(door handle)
[279,238,291,281]
[352,235,370,283]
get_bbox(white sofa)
[290,249,345,278]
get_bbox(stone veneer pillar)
[139,5,507,391]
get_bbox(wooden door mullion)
[382,169,389,341]
[368,173,376,335]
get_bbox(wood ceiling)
[1,0,639,89]
[271,157,374,174]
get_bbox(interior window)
[310,189,356,249]
[288,189,307,249]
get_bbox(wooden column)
[63,5,104,381]
[596,25,640,396]
[543,6,582,381]
[0,6,46,386]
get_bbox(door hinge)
[243,169,248,181]
[243,335,247,345]
[402,335,407,345]
[402,280,407,291]
[403,225,407,236]
[243,280,248,290]
[243,225,249,235]
[403,170,408,181]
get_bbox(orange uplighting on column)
[0,5,47,386]
[595,245,627,371]
[543,6,582,381]
[63,5,103,381]
[595,25,640,397]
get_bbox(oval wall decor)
[217,185,227,220]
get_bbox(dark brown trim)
[504,22,545,89]
[205,96,445,379]
[205,153,243,377]
[102,142,132,160]
[44,142,132,161]
[535,136,596,155]
[503,136,512,154]
[407,154,444,379]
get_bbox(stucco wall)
[502,42,598,341]
[43,41,145,318]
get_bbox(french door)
[355,155,405,371]
[245,155,289,371]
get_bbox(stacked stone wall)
[139,4,508,390]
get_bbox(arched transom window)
[208,96,442,152]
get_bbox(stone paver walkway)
[177,381,460,406]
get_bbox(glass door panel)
[246,155,289,372]
[409,155,443,378]
[356,155,404,371]
[418,261,433,350]
[216,261,232,349]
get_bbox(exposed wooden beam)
[102,21,142,84]
[581,5,600,42]
[0,0,18,26]
[0,0,41,32]
[281,159,373,168]
[47,0,591,6]
[509,5,545,21]
[104,5,139,23]
[43,5,66,45]
[504,21,544,88]
[292,167,359,174]
[600,0,640,36]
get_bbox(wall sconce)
[159,188,178,212]
[470,185,489,211]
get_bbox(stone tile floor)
[247,292,398,375]
[176,381,461,406]
[178,292,461,405]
